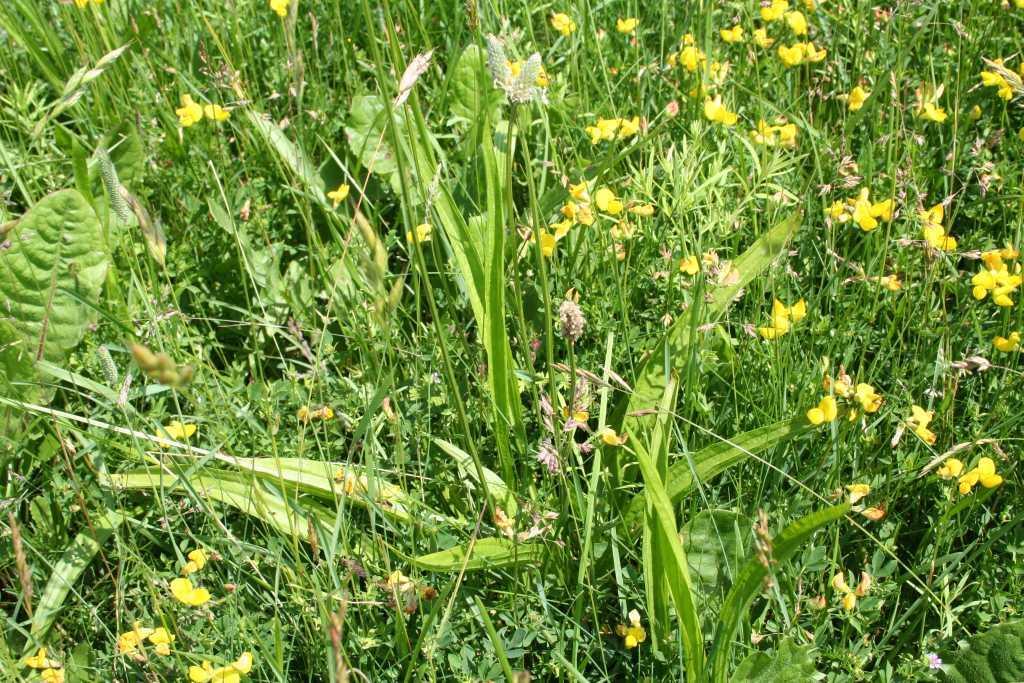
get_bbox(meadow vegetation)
[1,0,1024,680]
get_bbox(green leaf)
[0,190,108,387]
[31,507,123,639]
[411,537,543,572]
[623,415,815,530]
[449,44,498,123]
[940,621,1024,683]
[632,373,705,681]
[732,638,817,682]
[616,212,801,431]
[246,110,325,197]
[345,95,408,195]
[683,510,752,593]
[710,503,850,683]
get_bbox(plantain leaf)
[448,44,499,123]
[732,637,817,682]
[683,509,752,594]
[623,415,815,530]
[434,439,516,517]
[940,621,1024,683]
[411,537,544,572]
[710,503,850,683]
[0,190,108,389]
[31,507,123,639]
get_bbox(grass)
[1,0,1023,681]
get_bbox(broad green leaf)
[732,638,817,682]
[940,621,1024,683]
[31,507,123,639]
[448,44,499,123]
[411,537,543,572]
[616,212,801,430]
[623,415,815,530]
[683,510,752,593]
[710,503,850,683]
[345,95,409,195]
[0,190,108,387]
[631,383,705,682]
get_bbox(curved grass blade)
[411,537,543,572]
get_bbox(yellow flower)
[846,483,871,504]
[616,17,639,34]
[326,183,350,208]
[969,104,983,120]
[832,570,870,610]
[598,427,627,446]
[269,0,289,17]
[569,182,589,201]
[703,95,738,126]
[806,395,838,425]
[406,223,432,244]
[182,548,207,575]
[159,421,197,442]
[854,383,882,413]
[550,12,576,36]
[878,274,902,291]
[189,652,254,683]
[618,116,641,139]
[25,648,60,669]
[537,230,557,258]
[594,187,624,215]
[202,104,230,122]
[920,204,957,252]
[175,95,204,127]
[907,405,936,445]
[170,577,211,607]
[918,102,947,122]
[777,43,805,67]
[679,45,706,72]
[628,203,654,217]
[679,255,700,275]
[761,0,790,22]
[850,189,893,231]
[971,251,1021,306]
[720,25,744,43]
[936,458,965,479]
[994,331,1021,352]
[958,457,1003,495]
[803,41,826,62]
[615,609,646,648]
[785,10,808,35]
[831,571,851,594]
[758,298,806,339]
[753,28,775,48]
[148,628,174,656]
[980,69,1013,101]
[585,117,620,144]
[41,669,65,683]
[776,122,798,147]
[848,86,870,111]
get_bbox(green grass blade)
[411,537,543,572]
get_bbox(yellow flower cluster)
[117,622,175,657]
[24,647,64,682]
[971,245,1021,306]
[937,457,1004,495]
[993,331,1020,352]
[919,204,957,251]
[297,405,336,423]
[189,652,254,683]
[806,370,883,426]
[269,0,290,18]
[585,116,641,144]
[827,188,894,232]
[170,547,212,606]
[777,41,827,68]
[980,63,1014,101]
[758,298,806,339]
[832,570,872,611]
[550,12,576,37]
[750,119,798,147]
[616,609,646,648]
[906,405,936,445]
[175,95,231,128]
[326,183,350,208]
[703,95,738,126]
